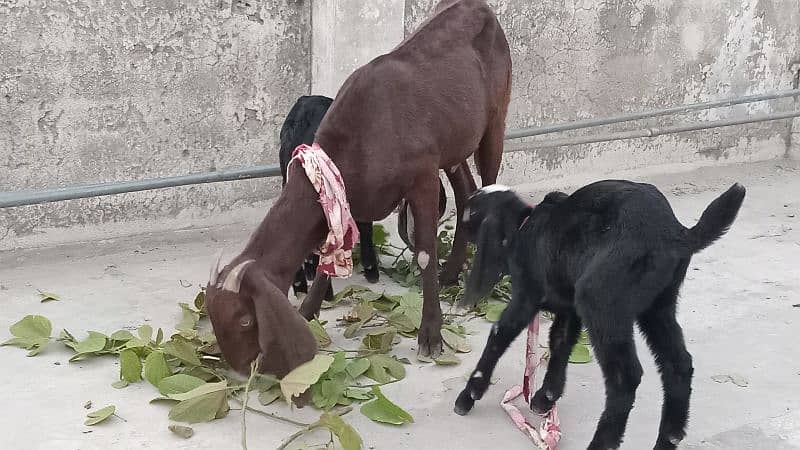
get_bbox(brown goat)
[206,0,511,377]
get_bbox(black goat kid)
[454,181,745,450]
[278,95,448,300]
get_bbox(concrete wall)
[406,0,800,186]
[0,0,311,247]
[2,0,799,248]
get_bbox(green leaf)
[344,321,363,339]
[258,386,282,406]
[360,386,413,425]
[194,291,206,312]
[138,325,153,343]
[2,315,52,356]
[37,290,60,302]
[177,303,200,332]
[280,354,334,403]
[434,351,461,366]
[110,330,135,342]
[365,355,405,384]
[578,329,590,346]
[158,374,207,396]
[441,328,471,353]
[163,338,202,367]
[344,387,373,400]
[331,285,371,305]
[482,303,507,322]
[85,405,115,426]
[370,294,399,312]
[119,349,143,382]
[386,310,417,333]
[320,412,363,450]
[568,343,592,364]
[68,331,108,361]
[168,383,229,424]
[319,376,347,409]
[327,352,348,376]
[345,358,371,379]
[156,328,165,345]
[308,319,332,348]
[144,351,171,387]
[394,292,422,328]
[371,224,388,247]
[168,424,194,439]
[361,327,396,353]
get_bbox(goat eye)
[239,316,253,327]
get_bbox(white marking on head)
[417,251,430,270]
[472,371,483,379]
[222,259,255,293]
[462,207,470,223]
[479,184,511,194]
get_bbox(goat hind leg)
[357,222,380,283]
[440,163,477,286]
[292,266,308,298]
[584,325,643,450]
[639,302,693,450]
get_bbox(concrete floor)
[1,160,799,450]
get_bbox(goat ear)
[244,270,317,378]
[462,214,507,307]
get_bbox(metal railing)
[1,88,798,209]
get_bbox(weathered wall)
[2,0,799,248]
[406,0,800,185]
[312,0,405,98]
[0,0,310,245]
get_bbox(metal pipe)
[0,164,281,208]
[505,109,800,152]
[504,88,800,140]
[2,89,799,209]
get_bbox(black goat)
[454,181,745,450]
[278,95,448,300]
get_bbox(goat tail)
[687,183,746,252]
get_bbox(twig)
[241,358,260,450]
[231,398,310,428]
[276,407,353,450]
[356,378,402,388]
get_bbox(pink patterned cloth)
[500,313,562,449]
[289,143,359,278]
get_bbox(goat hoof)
[453,390,475,416]
[417,326,443,358]
[363,265,380,283]
[530,387,557,414]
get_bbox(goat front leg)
[298,272,331,320]
[455,282,542,415]
[407,175,444,358]
[440,162,477,286]
[531,311,582,414]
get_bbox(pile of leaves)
[2,223,592,449]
